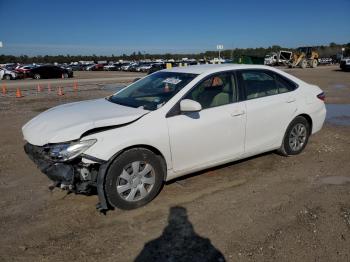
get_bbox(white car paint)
[22,64,326,182]
[22,98,149,145]
[0,68,18,79]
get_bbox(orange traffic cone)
[16,88,23,98]
[2,83,6,95]
[73,81,78,91]
[47,83,51,93]
[57,87,64,96]
[37,84,42,92]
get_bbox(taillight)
[317,92,325,101]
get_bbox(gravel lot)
[0,66,349,262]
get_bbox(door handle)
[231,110,245,117]
[286,97,296,103]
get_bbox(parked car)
[22,64,326,211]
[147,63,166,74]
[84,64,97,71]
[121,63,137,71]
[3,63,17,71]
[16,65,36,76]
[67,64,84,71]
[0,67,22,80]
[137,63,153,72]
[28,65,73,79]
[104,64,117,71]
[340,58,350,71]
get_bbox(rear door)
[237,69,297,155]
[52,66,63,78]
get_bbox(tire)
[311,59,318,68]
[3,74,11,80]
[278,116,310,156]
[300,59,307,69]
[104,148,164,210]
[33,73,41,80]
[62,73,68,78]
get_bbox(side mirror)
[180,99,202,112]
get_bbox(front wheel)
[104,148,164,210]
[300,59,307,69]
[279,116,310,156]
[3,74,12,80]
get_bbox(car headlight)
[48,139,96,161]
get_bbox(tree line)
[1,43,349,64]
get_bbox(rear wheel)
[104,148,164,210]
[311,59,318,68]
[33,73,41,80]
[279,116,310,156]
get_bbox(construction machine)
[290,47,319,68]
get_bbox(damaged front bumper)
[24,143,111,212]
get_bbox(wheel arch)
[297,113,313,134]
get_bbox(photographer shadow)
[135,206,225,262]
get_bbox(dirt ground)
[0,66,349,262]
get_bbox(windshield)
[108,71,197,110]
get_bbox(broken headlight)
[48,139,97,162]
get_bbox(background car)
[0,68,22,80]
[28,65,73,79]
[340,58,350,71]
[147,63,166,74]
[15,65,36,76]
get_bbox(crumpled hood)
[22,98,149,146]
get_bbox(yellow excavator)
[290,47,319,68]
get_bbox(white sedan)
[22,64,326,211]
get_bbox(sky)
[1,0,349,56]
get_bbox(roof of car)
[163,63,274,75]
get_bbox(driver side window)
[184,73,235,109]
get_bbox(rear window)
[239,70,298,100]
[275,74,298,93]
[240,71,277,100]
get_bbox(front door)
[166,72,246,173]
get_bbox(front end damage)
[24,143,111,212]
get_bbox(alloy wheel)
[289,123,307,151]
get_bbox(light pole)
[342,47,345,59]
[216,44,223,63]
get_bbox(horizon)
[1,0,349,56]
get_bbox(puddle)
[326,104,350,126]
[330,83,348,90]
[100,84,126,92]
[319,176,350,185]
